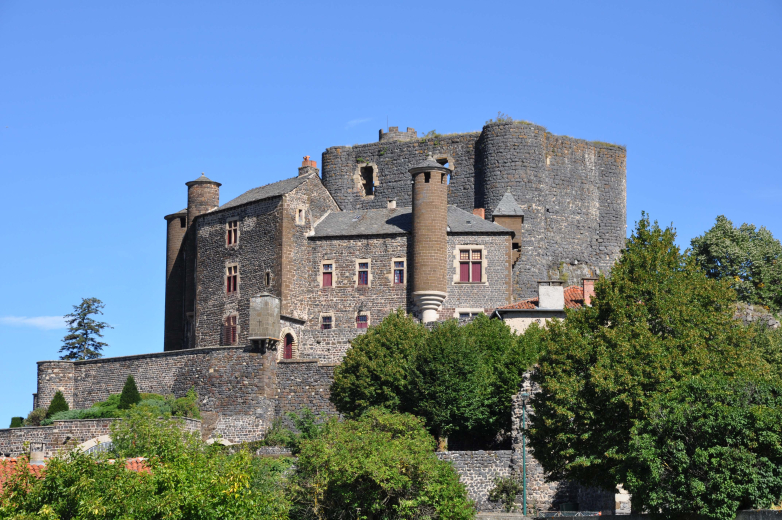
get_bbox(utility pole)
[521,391,529,516]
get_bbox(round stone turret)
[409,154,450,322]
[185,173,221,227]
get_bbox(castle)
[7,120,627,511]
[163,121,626,360]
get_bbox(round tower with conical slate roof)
[186,173,221,226]
[409,154,450,323]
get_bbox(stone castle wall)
[436,450,512,512]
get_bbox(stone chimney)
[29,450,45,465]
[472,208,485,219]
[299,156,319,177]
[538,280,564,309]
[387,199,397,209]
[582,277,597,306]
[410,154,450,323]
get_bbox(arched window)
[283,333,293,360]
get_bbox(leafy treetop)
[59,297,112,360]
[691,215,782,312]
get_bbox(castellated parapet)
[379,126,417,142]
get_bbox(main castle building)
[163,121,627,361]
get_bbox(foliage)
[46,391,69,419]
[691,215,782,312]
[260,409,325,454]
[527,213,769,491]
[9,417,23,428]
[167,387,201,419]
[118,374,142,410]
[23,408,47,427]
[485,111,513,125]
[421,130,442,139]
[110,406,201,460]
[289,409,474,520]
[59,297,112,360]
[487,476,523,512]
[331,309,427,417]
[332,310,540,447]
[755,325,782,380]
[625,374,782,520]
[1,406,292,520]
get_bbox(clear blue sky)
[0,1,780,423]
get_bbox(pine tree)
[119,375,142,410]
[59,297,112,360]
[46,390,69,418]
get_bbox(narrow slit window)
[360,166,374,196]
[322,263,333,287]
[356,314,368,329]
[226,221,238,246]
[394,261,405,284]
[283,333,293,360]
[321,315,333,330]
[358,262,369,286]
[265,271,271,286]
[226,265,238,293]
[179,217,186,228]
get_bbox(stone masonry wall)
[436,450,512,512]
[443,234,512,313]
[0,418,201,458]
[36,361,75,410]
[275,361,338,422]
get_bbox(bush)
[9,417,23,428]
[290,409,474,520]
[23,408,47,427]
[118,374,141,410]
[488,476,523,512]
[168,387,201,419]
[259,408,325,454]
[46,390,69,418]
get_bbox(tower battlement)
[379,126,417,142]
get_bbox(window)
[223,316,237,345]
[322,263,333,287]
[459,249,483,282]
[455,309,484,320]
[358,262,369,286]
[226,220,239,246]
[283,333,293,360]
[296,207,306,225]
[394,261,405,284]
[321,314,333,330]
[356,314,368,329]
[265,271,271,286]
[179,217,186,228]
[226,265,238,293]
[360,166,374,196]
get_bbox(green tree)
[331,309,427,417]
[691,215,782,312]
[118,374,142,410]
[45,390,69,418]
[59,297,112,360]
[527,214,769,491]
[9,417,23,428]
[289,409,474,520]
[626,374,782,520]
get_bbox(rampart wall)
[436,450,512,512]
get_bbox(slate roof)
[493,191,524,216]
[497,286,584,310]
[311,206,512,238]
[219,175,311,211]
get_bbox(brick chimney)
[299,155,319,177]
[472,208,485,219]
[582,277,597,306]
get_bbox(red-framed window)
[223,316,237,345]
[358,262,369,286]
[459,250,482,282]
[283,334,293,359]
[356,314,368,329]
[321,315,333,330]
[226,265,238,293]
[226,220,238,246]
[394,261,405,284]
[322,263,333,287]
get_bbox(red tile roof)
[498,285,584,310]
[0,456,150,492]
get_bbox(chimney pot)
[472,208,485,219]
[387,199,397,209]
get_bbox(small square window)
[356,314,368,329]
[321,315,333,330]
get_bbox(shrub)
[488,476,523,512]
[9,417,23,428]
[290,409,474,520]
[118,374,141,410]
[23,408,47,427]
[168,387,201,419]
[46,390,69,418]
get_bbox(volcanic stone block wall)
[308,234,410,334]
[164,211,188,351]
[321,133,480,213]
[442,234,512,314]
[36,361,75,410]
[298,328,363,364]
[194,197,282,348]
[478,122,626,300]
[275,360,337,421]
[436,450,512,512]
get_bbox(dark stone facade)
[436,450,512,511]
